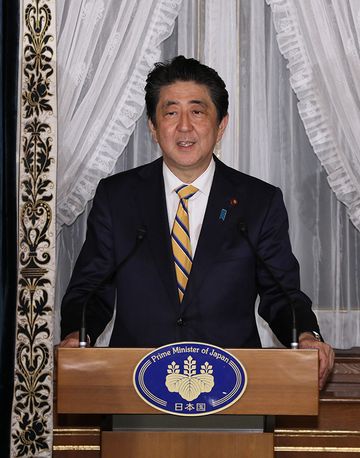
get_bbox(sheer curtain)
[54,0,182,339]
[177,0,360,348]
[267,0,360,232]
[266,0,360,346]
[56,0,183,228]
[55,0,360,348]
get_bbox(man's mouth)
[177,141,196,147]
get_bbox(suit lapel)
[181,160,241,312]
[134,158,180,308]
[133,157,245,315]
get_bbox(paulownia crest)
[165,356,214,401]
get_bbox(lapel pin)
[219,208,227,221]
[219,198,238,221]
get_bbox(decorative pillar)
[11,0,57,456]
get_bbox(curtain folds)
[55,0,360,349]
[56,0,183,229]
[267,0,360,232]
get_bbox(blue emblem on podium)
[133,342,247,416]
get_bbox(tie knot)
[176,184,198,200]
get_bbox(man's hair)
[145,55,229,126]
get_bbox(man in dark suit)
[60,56,334,388]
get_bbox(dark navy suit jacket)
[61,157,320,348]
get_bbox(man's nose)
[177,112,192,131]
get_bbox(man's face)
[148,81,228,182]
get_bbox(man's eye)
[192,110,203,115]
[165,111,176,117]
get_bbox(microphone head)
[136,226,147,241]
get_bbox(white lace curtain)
[267,0,360,232]
[56,0,183,228]
[55,0,360,348]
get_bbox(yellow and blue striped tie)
[172,184,198,302]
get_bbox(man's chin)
[164,155,212,181]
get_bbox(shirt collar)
[163,158,215,198]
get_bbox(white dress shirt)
[163,159,215,255]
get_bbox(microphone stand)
[79,226,146,347]
[238,221,299,349]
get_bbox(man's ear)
[148,119,158,143]
[216,114,229,143]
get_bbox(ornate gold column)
[11,0,57,456]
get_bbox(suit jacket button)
[177,318,184,326]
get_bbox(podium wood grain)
[102,431,274,458]
[57,348,318,416]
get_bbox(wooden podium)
[57,348,318,458]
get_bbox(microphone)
[79,226,147,347]
[238,220,299,349]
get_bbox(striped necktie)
[171,184,198,302]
